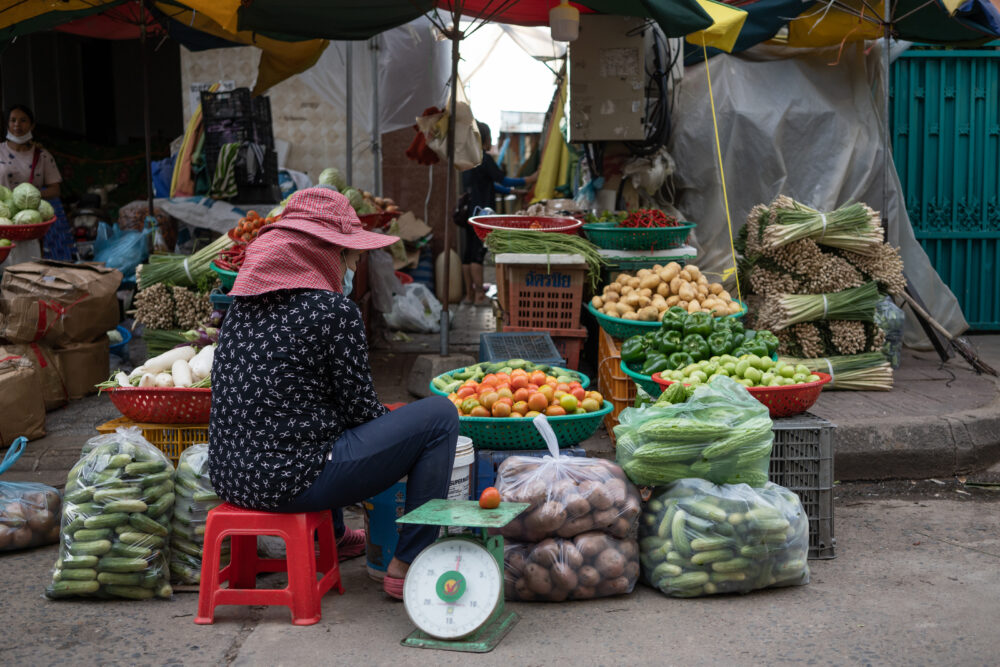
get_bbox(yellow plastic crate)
[96,417,208,465]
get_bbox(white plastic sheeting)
[670,43,968,347]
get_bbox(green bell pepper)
[756,330,780,356]
[660,306,688,332]
[653,330,682,355]
[641,353,670,376]
[681,334,711,361]
[621,336,648,364]
[668,351,695,370]
[707,330,734,357]
[682,311,714,338]
[738,338,770,358]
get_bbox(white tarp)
[670,43,968,347]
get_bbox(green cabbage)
[0,186,10,202]
[0,217,12,226]
[342,188,364,212]
[12,183,41,211]
[0,201,10,219]
[318,167,347,191]
[37,199,54,220]
[13,209,42,225]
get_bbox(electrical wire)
[624,25,674,157]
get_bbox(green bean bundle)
[484,229,607,291]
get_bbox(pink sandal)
[336,528,366,561]
[383,575,405,600]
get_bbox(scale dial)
[403,536,502,640]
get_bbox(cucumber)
[103,499,148,514]
[142,482,172,503]
[60,555,99,569]
[93,487,141,504]
[172,538,203,558]
[657,501,678,540]
[740,544,770,560]
[749,518,791,533]
[97,572,143,586]
[148,492,175,518]
[72,528,113,542]
[97,557,148,573]
[141,570,160,588]
[105,454,133,469]
[69,539,112,556]
[67,502,101,517]
[777,559,807,575]
[710,571,748,583]
[140,471,173,488]
[63,516,85,535]
[192,491,221,503]
[156,583,173,599]
[118,532,165,549]
[170,561,202,584]
[679,500,727,523]
[104,585,155,600]
[64,487,94,504]
[55,568,97,581]
[711,557,752,573]
[129,513,168,536]
[671,509,690,556]
[690,549,734,566]
[124,460,167,475]
[93,469,124,485]
[46,580,100,598]
[665,571,709,589]
[690,536,733,552]
[640,536,666,552]
[111,542,153,559]
[83,513,130,529]
[650,562,683,580]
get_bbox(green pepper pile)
[621,306,780,376]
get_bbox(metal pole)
[440,17,461,356]
[140,0,154,217]
[371,36,382,195]
[882,23,891,230]
[346,42,353,186]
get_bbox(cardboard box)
[52,338,110,400]
[0,342,68,411]
[0,260,122,346]
[0,355,46,446]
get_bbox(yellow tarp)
[777,1,885,47]
[685,0,749,53]
[531,78,570,204]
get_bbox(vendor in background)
[210,186,459,601]
[458,121,537,306]
[0,105,70,267]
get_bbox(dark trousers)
[277,396,458,564]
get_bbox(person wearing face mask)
[209,186,459,601]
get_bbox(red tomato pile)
[448,369,604,418]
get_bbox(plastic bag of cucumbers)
[170,444,225,585]
[614,376,773,487]
[639,478,809,598]
[45,428,174,600]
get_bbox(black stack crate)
[201,88,280,203]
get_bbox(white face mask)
[6,131,32,145]
[342,268,355,296]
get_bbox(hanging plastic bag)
[415,96,483,171]
[874,296,905,369]
[639,478,809,598]
[614,376,773,488]
[504,531,640,602]
[94,222,150,281]
[383,282,442,333]
[0,437,63,551]
[497,415,641,542]
[45,428,174,600]
[170,444,227,585]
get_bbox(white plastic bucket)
[365,435,475,580]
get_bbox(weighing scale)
[396,498,529,653]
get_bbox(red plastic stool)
[195,504,344,626]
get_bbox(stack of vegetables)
[621,308,779,376]
[170,445,226,585]
[592,264,742,321]
[431,359,584,395]
[0,183,55,225]
[497,455,643,601]
[445,368,604,419]
[585,209,681,228]
[98,344,215,390]
[737,197,905,389]
[133,283,214,332]
[484,228,607,291]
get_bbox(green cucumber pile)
[615,376,773,487]
[47,431,174,600]
[431,359,583,395]
[170,445,226,585]
[640,479,809,597]
[658,354,823,389]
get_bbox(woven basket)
[0,216,56,242]
[582,222,695,251]
[210,261,238,290]
[0,241,14,263]
[587,301,747,339]
[619,361,662,396]
[459,401,612,449]
[107,387,212,424]
[468,215,581,241]
[652,372,831,418]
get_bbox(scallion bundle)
[761,281,880,331]
[484,229,607,290]
[137,234,233,290]
[763,197,883,254]
[779,353,893,391]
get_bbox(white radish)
[144,346,197,374]
[154,373,174,388]
[138,373,157,388]
[115,372,131,388]
[129,365,148,380]
[171,359,194,388]
[189,345,215,381]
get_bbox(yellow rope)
[702,37,742,304]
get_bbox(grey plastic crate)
[770,412,836,560]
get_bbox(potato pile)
[505,532,640,601]
[591,263,741,320]
[0,483,62,551]
[496,456,641,542]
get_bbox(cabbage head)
[13,209,42,225]
[342,188,364,212]
[0,201,10,219]
[267,205,284,219]
[37,199,54,220]
[0,217,12,225]
[0,186,10,203]
[318,167,347,191]
[12,183,41,211]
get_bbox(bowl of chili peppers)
[582,209,695,251]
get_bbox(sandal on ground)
[336,528,366,561]
[383,575,405,600]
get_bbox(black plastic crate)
[770,412,836,559]
[203,121,252,177]
[479,332,564,365]
[201,88,252,121]
[235,146,278,187]
[251,96,273,146]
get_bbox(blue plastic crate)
[479,332,564,365]
[473,447,587,497]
